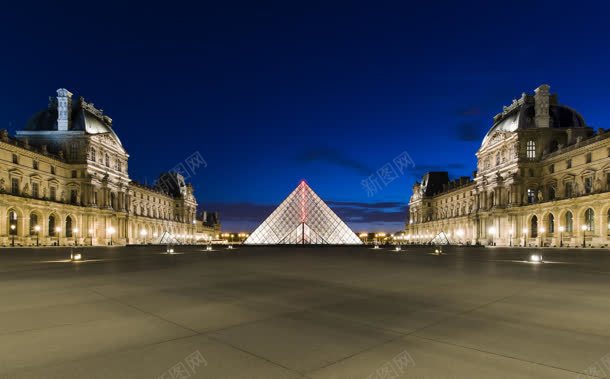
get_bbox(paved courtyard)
[1,245,609,378]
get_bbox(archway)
[584,208,595,231]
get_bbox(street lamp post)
[10,224,16,246]
[88,228,93,246]
[581,224,587,248]
[508,230,513,247]
[55,226,61,246]
[488,226,496,246]
[73,227,79,246]
[558,226,565,247]
[522,228,528,247]
[539,227,546,247]
[140,229,148,244]
[107,226,115,246]
[34,225,40,246]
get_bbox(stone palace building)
[407,85,610,248]
[1,88,219,246]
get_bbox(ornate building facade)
[407,85,610,248]
[1,88,218,246]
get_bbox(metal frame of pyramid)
[244,181,362,245]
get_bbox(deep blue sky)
[2,1,610,232]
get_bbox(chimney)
[534,84,550,128]
[56,88,73,131]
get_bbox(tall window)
[117,160,122,172]
[48,215,56,237]
[29,213,38,235]
[33,160,39,170]
[32,182,39,198]
[548,185,556,201]
[69,143,78,161]
[65,216,73,238]
[12,154,18,164]
[105,154,110,167]
[584,177,592,194]
[70,190,78,204]
[565,211,573,232]
[90,147,96,162]
[11,178,19,195]
[584,208,595,232]
[531,215,538,238]
[50,166,56,175]
[548,214,555,233]
[566,159,572,169]
[565,182,573,198]
[526,140,536,159]
[585,153,592,164]
[607,209,610,235]
[50,186,57,201]
[527,188,536,204]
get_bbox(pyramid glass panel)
[244,181,362,245]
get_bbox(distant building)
[407,84,610,248]
[0,88,219,246]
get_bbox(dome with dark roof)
[23,94,123,146]
[480,85,587,147]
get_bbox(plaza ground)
[1,245,609,378]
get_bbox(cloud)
[295,147,372,175]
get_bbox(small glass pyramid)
[244,181,362,245]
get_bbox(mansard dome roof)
[480,85,586,147]
[23,94,123,146]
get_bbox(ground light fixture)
[70,249,83,262]
[529,254,543,263]
[206,245,213,251]
[227,245,234,249]
[395,245,401,252]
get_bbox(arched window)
[531,215,538,238]
[48,215,56,237]
[65,216,73,238]
[526,140,536,159]
[8,210,18,235]
[29,213,39,235]
[548,214,555,233]
[565,211,573,232]
[584,208,595,232]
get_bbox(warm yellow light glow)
[56,226,61,232]
[140,229,148,236]
[34,225,41,232]
[488,226,496,235]
[539,227,546,233]
[107,226,115,235]
[522,228,528,234]
[558,226,565,232]
[581,224,588,231]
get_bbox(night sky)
[2,1,610,232]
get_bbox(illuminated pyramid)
[244,181,362,245]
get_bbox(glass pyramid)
[430,232,451,245]
[244,181,362,245]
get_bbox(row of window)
[88,147,125,172]
[12,153,57,174]
[8,211,76,237]
[9,178,78,203]
[528,208,608,237]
